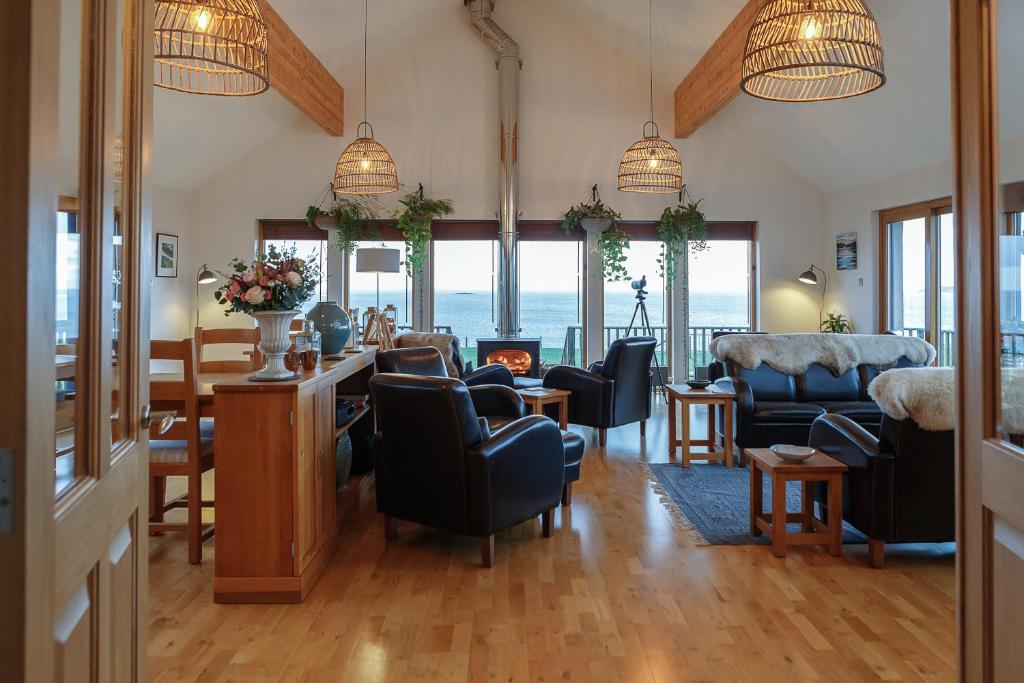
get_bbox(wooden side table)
[516,387,571,430]
[746,448,848,558]
[666,384,735,467]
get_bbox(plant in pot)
[394,184,454,277]
[214,244,320,380]
[305,186,380,256]
[563,185,631,282]
[820,312,853,333]
[657,191,709,279]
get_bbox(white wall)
[150,184,195,340]
[154,0,827,335]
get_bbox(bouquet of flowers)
[214,245,320,315]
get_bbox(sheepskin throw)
[868,368,954,431]
[709,333,936,376]
[393,332,461,377]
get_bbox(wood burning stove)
[476,338,542,378]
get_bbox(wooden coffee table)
[666,384,735,467]
[516,387,571,430]
[747,448,848,558]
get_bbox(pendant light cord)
[648,0,654,123]
[363,0,368,125]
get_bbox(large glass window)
[259,237,329,317]
[688,240,753,375]
[520,240,583,367]
[604,241,669,368]
[347,240,408,332]
[433,240,496,359]
[881,201,954,365]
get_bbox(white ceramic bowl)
[770,444,815,462]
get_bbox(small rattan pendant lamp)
[334,0,398,196]
[618,0,682,194]
[154,0,269,96]
[741,0,885,102]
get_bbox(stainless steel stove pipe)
[467,0,520,337]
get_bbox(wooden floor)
[149,403,956,682]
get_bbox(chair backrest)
[150,338,201,452]
[369,374,483,532]
[601,337,656,424]
[375,347,450,377]
[194,326,260,373]
[393,332,465,377]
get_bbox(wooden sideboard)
[211,347,376,603]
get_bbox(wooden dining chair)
[149,338,215,564]
[194,326,261,373]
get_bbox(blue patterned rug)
[646,463,868,546]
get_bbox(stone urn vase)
[251,309,300,380]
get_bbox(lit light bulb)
[193,8,212,32]
[800,15,821,40]
[648,157,660,169]
[360,156,371,170]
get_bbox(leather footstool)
[561,431,585,506]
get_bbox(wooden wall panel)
[53,581,94,683]
[107,521,136,683]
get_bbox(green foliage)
[306,196,379,256]
[598,227,631,282]
[820,312,853,334]
[395,186,454,277]
[657,196,709,280]
[214,244,320,315]
[562,196,621,233]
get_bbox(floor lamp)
[195,264,217,328]
[798,264,827,328]
[355,247,401,346]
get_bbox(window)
[1000,187,1024,369]
[688,239,754,375]
[258,223,330,317]
[432,240,496,358]
[879,199,954,365]
[519,239,583,367]
[346,240,408,331]
[604,240,669,370]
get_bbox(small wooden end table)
[747,448,848,558]
[666,384,735,467]
[516,387,571,430]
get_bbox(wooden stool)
[516,387,571,430]
[747,448,847,558]
[666,384,735,467]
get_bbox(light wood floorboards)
[149,403,955,682]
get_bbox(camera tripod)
[624,278,666,399]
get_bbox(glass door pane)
[887,217,928,338]
[347,241,407,334]
[604,241,668,368]
[519,241,583,367]
[262,239,329,317]
[937,212,956,366]
[688,240,752,376]
[433,240,496,360]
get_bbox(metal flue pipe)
[467,0,521,338]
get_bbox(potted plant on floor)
[820,312,853,333]
[214,245,320,380]
[394,184,454,277]
[563,185,631,282]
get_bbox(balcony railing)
[894,327,1024,367]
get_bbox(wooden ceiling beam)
[673,0,762,139]
[260,0,344,136]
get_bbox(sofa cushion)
[818,401,883,423]
[752,402,826,423]
[799,363,862,401]
[732,363,796,401]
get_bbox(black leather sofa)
[808,413,955,568]
[370,374,567,567]
[542,337,657,447]
[375,346,585,504]
[714,355,923,458]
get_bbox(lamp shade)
[741,0,885,102]
[154,0,270,96]
[356,248,401,274]
[334,123,399,196]
[197,264,217,285]
[798,268,818,285]
[618,122,683,194]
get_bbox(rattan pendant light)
[741,0,885,102]
[618,0,682,194]
[154,0,269,96]
[334,0,398,196]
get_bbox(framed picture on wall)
[156,232,178,278]
[836,231,858,271]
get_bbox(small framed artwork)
[836,231,858,271]
[156,233,179,278]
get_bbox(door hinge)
[289,411,294,427]
[290,541,295,557]
[0,448,13,535]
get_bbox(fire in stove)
[485,349,532,376]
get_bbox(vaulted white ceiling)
[151,0,1009,195]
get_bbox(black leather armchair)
[376,347,526,431]
[392,332,515,388]
[369,374,566,567]
[543,336,656,446]
[808,413,955,568]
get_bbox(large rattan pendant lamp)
[334,0,398,196]
[154,0,269,96]
[618,0,682,194]
[741,0,885,102]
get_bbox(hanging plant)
[563,185,631,282]
[305,186,379,256]
[394,184,454,277]
[657,190,709,279]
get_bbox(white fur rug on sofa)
[868,367,954,431]
[709,333,936,376]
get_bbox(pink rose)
[243,286,264,305]
[285,271,302,287]
[264,289,272,300]
[242,273,255,283]
[258,276,269,286]
[229,281,241,294]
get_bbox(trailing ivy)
[657,194,709,280]
[395,184,454,277]
[562,185,631,282]
[305,190,379,256]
